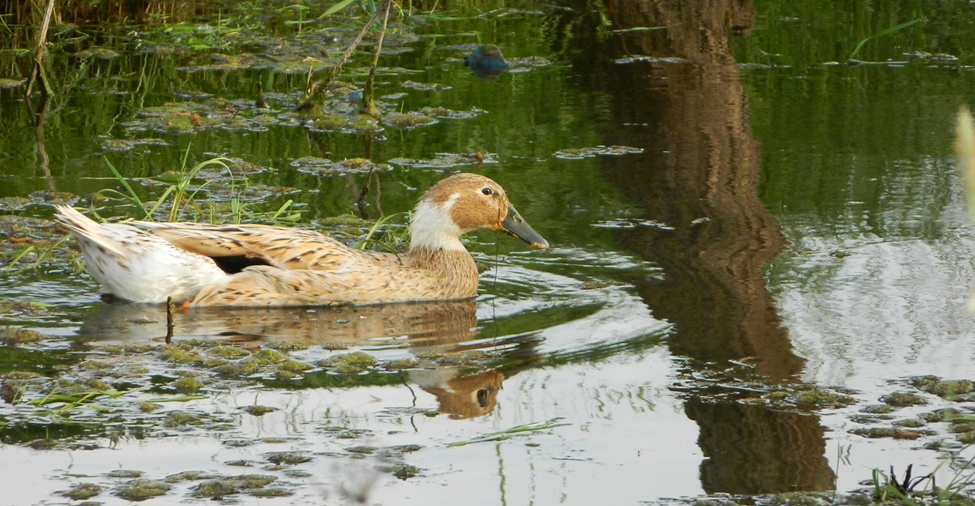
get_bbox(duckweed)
[107,469,142,478]
[253,349,286,364]
[860,404,895,414]
[202,358,229,368]
[849,427,897,438]
[792,389,856,408]
[0,327,44,344]
[209,346,251,359]
[950,422,975,433]
[243,405,275,416]
[165,470,220,483]
[164,412,205,428]
[321,352,375,374]
[102,344,157,354]
[139,402,162,412]
[264,451,312,465]
[173,377,202,393]
[880,392,928,407]
[263,341,308,352]
[909,375,975,398]
[191,474,277,498]
[252,488,293,497]
[160,347,199,364]
[60,483,102,500]
[214,358,262,377]
[388,463,421,480]
[80,360,111,370]
[273,369,299,380]
[114,479,171,501]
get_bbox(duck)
[54,173,549,307]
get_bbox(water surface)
[2,1,975,503]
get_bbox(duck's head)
[410,173,549,251]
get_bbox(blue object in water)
[463,45,508,79]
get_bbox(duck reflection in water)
[78,298,543,419]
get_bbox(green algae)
[243,405,276,416]
[172,377,203,394]
[191,474,277,498]
[208,346,251,360]
[253,349,286,364]
[382,111,438,129]
[59,483,102,500]
[320,352,376,374]
[263,341,309,352]
[264,451,312,465]
[880,392,928,407]
[139,402,162,412]
[114,479,171,501]
[0,328,44,345]
[164,470,221,483]
[163,411,207,428]
[379,463,420,480]
[345,445,377,454]
[553,145,645,160]
[214,358,262,377]
[909,375,975,399]
[160,346,200,364]
[860,404,896,414]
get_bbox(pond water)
[3,0,975,504]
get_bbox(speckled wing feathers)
[137,222,395,271]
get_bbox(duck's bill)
[496,203,550,249]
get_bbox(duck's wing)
[190,264,417,306]
[136,222,398,271]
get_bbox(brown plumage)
[55,173,548,307]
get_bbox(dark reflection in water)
[79,299,542,419]
[560,0,833,495]
[80,299,480,347]
[685,399,835,494]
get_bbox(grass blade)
[849,18,924,61]
[105,158,149,218]
[321,0,357,18]
[448,417,568,447]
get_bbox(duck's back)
[139,222,398,272]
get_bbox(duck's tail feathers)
[54,205,126,258]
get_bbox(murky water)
[4,1,975,504]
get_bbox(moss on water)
[208,346,251,359]
[264,451,312,465]
[113,479,171,501]
[0,327,44,344]
[191,475,277,498]
[880,392,928,407]
[320,352,375,374]
[60,483,102,500]
[173,377,202,393]
[792,389,856,408]
[243,405,275,416]
[160,347,199,364]
[214,358,262,377]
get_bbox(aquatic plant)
[848,17,925,63]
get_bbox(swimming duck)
[55,173,548,307]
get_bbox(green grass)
[447,417,568,447]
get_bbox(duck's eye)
[481,187,493,196]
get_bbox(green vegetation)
[448,417,568,446]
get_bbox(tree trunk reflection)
[560,0,834,494]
